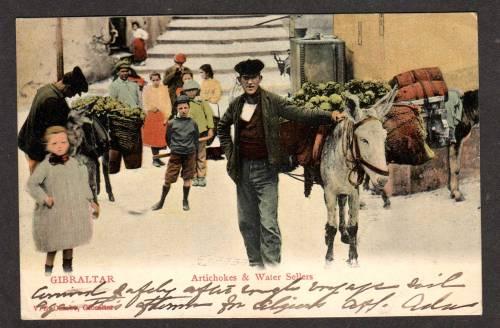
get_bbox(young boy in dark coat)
[152,95,199,211]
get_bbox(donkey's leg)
[102,152,115,202]
[323,187,338,262]
[95,157,101,196]
[448,142,465,202]
[346,189,360,265]
[338,194,349,244]
[381,186,391,209]
[88,158,99,204]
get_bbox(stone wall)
[332,13,479,91]
[16,16,170,109]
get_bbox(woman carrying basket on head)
[199,64,224,160]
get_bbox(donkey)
[447,89,479,201]
[67,109,115,202]
[321,93,392,265]
[365,89,479,205]
[273,52,291,77]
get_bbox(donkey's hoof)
[325,251,334,262]
[340,233,350,244]
[151,205,162,211]
[108,194,115,202]
[451,191,465,202]
[347,258,359,267]
[383,200,391,209]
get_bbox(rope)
[283,171,322,185]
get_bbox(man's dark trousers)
[237,158,280,267]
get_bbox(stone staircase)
[89,15,292,110]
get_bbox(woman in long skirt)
[142,72,172,167]
[131,21,149,65]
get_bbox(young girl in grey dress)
[27,126,99,275]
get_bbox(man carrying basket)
[108,61,144,173]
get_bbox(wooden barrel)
[395,80,448,101]
[391,67,445,87]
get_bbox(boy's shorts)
[165,152,196,184]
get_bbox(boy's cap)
[183,79,200,90]
[234,59,264,76]
[174,95,190,106]
[174,53,187,64]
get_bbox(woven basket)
[383,104,435,165]
[109,115,143,152]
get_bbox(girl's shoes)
[45,264,53,276]
[63,258,73,273]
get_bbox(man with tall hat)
[218,59,345,268]
[163,53,192,112]
[18,66,88,174]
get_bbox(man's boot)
[152,185,170,210]
[183,186,190,211]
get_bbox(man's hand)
[331,110,347,123]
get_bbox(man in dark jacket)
[18,66,88,173]
[217,59,345,268]
[163,53,192,110]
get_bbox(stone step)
[157,27,288,44]
[149,50,288,59]
[168,15,287,29]
[157,37,289,45]
[148,40,289,58]
[133,54,287,75]
[85,14,293,110]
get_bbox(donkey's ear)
[343,92,360,120]
[372,85,398,119]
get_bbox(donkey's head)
[344,92,389,189]
[462,89,479,125]
[66,109,91,156]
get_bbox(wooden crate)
[385,126,480,196]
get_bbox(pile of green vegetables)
[289,80,391,111]
[71,96,145,120]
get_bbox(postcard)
[16,13,481,319]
